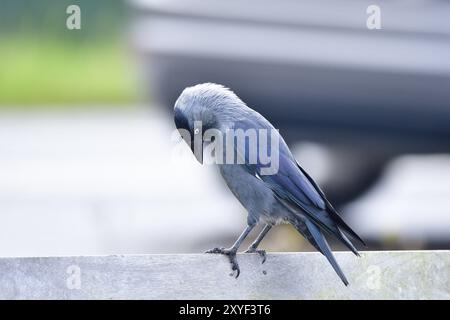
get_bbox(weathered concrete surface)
[0,251,448,299]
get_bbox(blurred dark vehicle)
[130,0,450,203]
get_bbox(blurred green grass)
[0,0,140,108]
[0,37,139,108]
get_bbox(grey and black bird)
[174,83,365,285]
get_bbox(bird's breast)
[218,164,274,216]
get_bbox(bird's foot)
[205,247,240,278]
[244,247,267,264]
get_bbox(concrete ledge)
[0,251,448,299]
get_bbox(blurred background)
[0,0,449,257]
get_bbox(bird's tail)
[292,217,349,286]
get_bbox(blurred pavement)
[0,107,246,256]
[345,155,450,248]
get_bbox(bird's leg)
[244,224,272,263]
[205,224,255,278]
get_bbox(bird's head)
[173,83,245,164]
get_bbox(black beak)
[174,109,203,164]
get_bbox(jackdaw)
[173,83,365,285]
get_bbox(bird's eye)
[194,128,200,135]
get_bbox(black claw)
[205,247,240,278]
[245,248,267,264]
[260,251,267,264]
[230,256,240,278]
